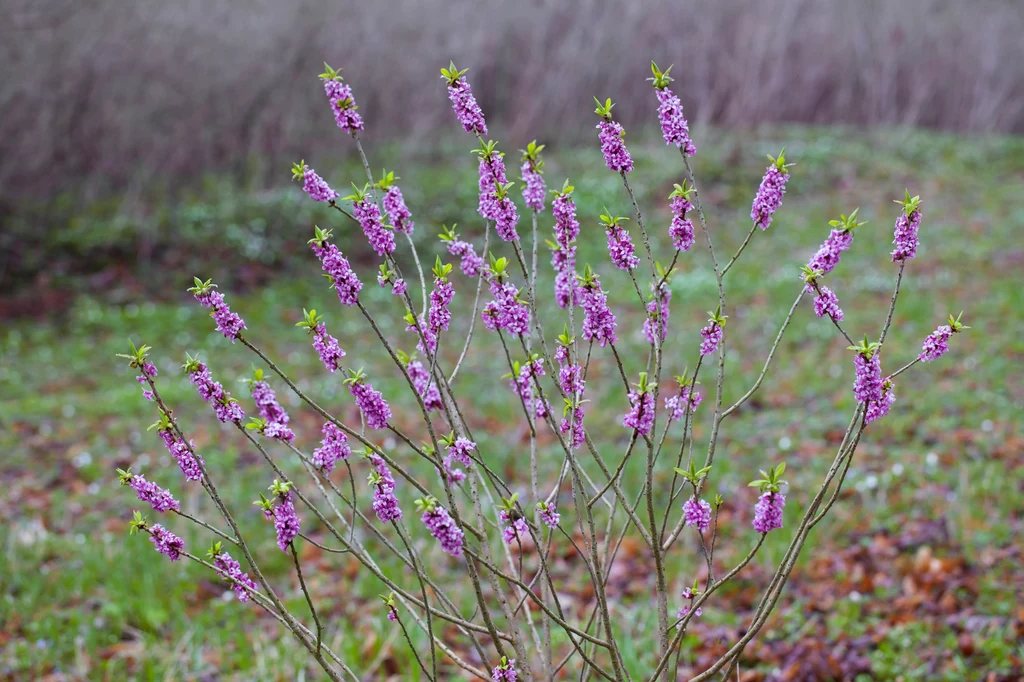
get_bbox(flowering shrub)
[116,60,966,681]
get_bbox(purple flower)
[251,379,294,442]
[579,273,617,347]
[483,279,530,336]
[446,238,484,277]
[406,314,438,357]
[643,284,672,344]
[186,360,245,424]
[369,454,403,522]
[655,87,696,156]
[407,359,443,412]
[553,268,578,310]
[752,491,785,533]
[194,289,246,342]
[682,497,712,534]
[919,325,951,362]
[892,197,922,262]
[553,190,581,247]
[812,285,844,321]
[492,658,519,682]
[558,363,585,396]
[700,323,723,357]
[313,422,350,474]
[429,278,455,334]
[311,237,363,307]
[214,551,258,602]
[750,155,790,231]
[597,120,634,174]
[421,503,464,557]
[352,199,396,257]
[538,503,560,529]
[386,608,398,622]
[500,509,529,545]
[477,156,507,221]
[852,352,883,404]
[605,220,639,271]
[312,323,346,373]
[382,185,414,235]
[149,524,184,561]
[301,165,338,203]
[865,380,896,425]
[445,75,487,136]
[669,194,695,252]
[158,429,205,481]
[665,385,702,421]
[807,228,854,276]
[322,76,364,134]
[560,404,586,449]
[272,492,301,552]
[446,437,476,468]
[494,193,520,243]
[349,378,392,430]
[521,161,545,212]
[623,388,655,436]
[126,474,180,512]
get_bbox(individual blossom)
[750,462,787,534]
[312,422,350,474]
[417,497,464,557]
[298,310,346,373]
[668,182,696,252]
[183,354,245,424]
[210,544,258,602]
[806,210,864,275]
[577,266,618,347]
[594,98,634,174]
[376,263,406,297]
[623,372,656,436]
[537,501,560,529]
[492,657,518,682]
[649,62,696,156]
[441,62,487,136]
[891,190,923,262]
[319,63,364,134]
[812,285,844,321]
[601,211,639,271]
[188,278,246,342]
[865,379,896,425]
[428,258,455,335]
[118,469,180,513]
[367,453,403,522]
[291,161,338,203]
[520,140,546,212]
[750,149,791,231]
[249,371,294,442]
[380,593,399,623]
[678,584,703,620]
[309,226,363,306]
[345,369,392,429]
[135,360,157,401]
[920,313,968,362]
[850,337,883,405]
[376,170,414,235]
[441,225,485,277]
[347,185,396,257]
[406,356,443,412]
[682,496,712,534]
[699,307,727,357]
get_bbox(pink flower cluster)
[271,492,301,552]
[665,385,702,421]
[301,166,338,203]
[623,389,655,436]
[500,509,529,545]
[919,325,951,362]
[812,285,844,321]
[669,194,695,252]
[252,380,294,442]
[597,120,634,174]
[158,429,205,481]
[750,164,789,230]
[752,491,785,533]
[807,228,854,275]
[538,503,560,529]
[521,161,545,212]
[655,87,696,156]
[311,240,363,307]
[476,155,519,241]
[352,199,396,257]
[127,474,180,512]
[312,323,345,372]
[349,378,392,430]
[408,359,443,412]
[699,322,723,357]
[446,238,484,277]
[509,359,550,421]
[369,454,403,522]
[683,497,712,534]
[382,185,414,235]
[865,381,896,424]
[377,270,406,297]
[188,361,245,424]
[149,524,184,562]
[136,362,157,401]
[482,279,530,336]
[852,352,883,404]
[422,504,464,557]
[551,191,580,309]
[446,77,487,136]
[605,222,639,271]
[214,551,258,602]
[891,206,922,262]
[579,276,617,347]
[429,278,454,335]
[312,422,350,474]
[194,289,246,342]
[444,437,475,482]
[323,78,364,134]
[492,658,519,682]
[643,284,672,345]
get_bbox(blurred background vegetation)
[1,1,1022,680]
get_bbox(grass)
[2,126,1022,680]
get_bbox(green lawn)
[2,127,1022,680]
